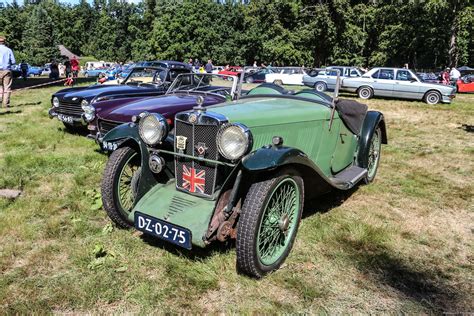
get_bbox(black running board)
[329,166,367,190]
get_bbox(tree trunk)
[448,1,459,67]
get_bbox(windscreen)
[168,74,236,96]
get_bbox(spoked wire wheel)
[102,146,141,228]
[237,172,304,278]
[257,178,300,265]
[365,127,382,183]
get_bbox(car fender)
[357,111,388,169]
[241,146,335,195]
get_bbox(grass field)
[0,84,472,313]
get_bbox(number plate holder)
[134,212,192,250]
[57,114,74,124]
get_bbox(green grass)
[0,86,473,313]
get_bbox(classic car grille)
[98,120,120,135]
[56,101,83,117]
[174,115,222,197]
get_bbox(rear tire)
[273,80,283,86]
[364,126,382,184]
[236,171,304,278]
[423,90,441,105]
[101,146,141,228]
[358,86,373,99]
[314,81,327,92]
[246,76,254,84]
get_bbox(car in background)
[49,63,192,131]
[99,74,387,278]
[342,67,456,104]
[211,66,225,74]
[243,68,276,83]
[218,66,242,77]
[10,65,22,78]
[92,73,238,141]
[41,64,51,77]
[28,65,43,77]
[456,74,474,93]
[303,66,363,91]
[265,67,307,85]
[82,68,109,78]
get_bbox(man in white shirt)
[450,67,461,81]
[0,35,16,108]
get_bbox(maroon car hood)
[97,93,226,122]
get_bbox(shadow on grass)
[0,109,22,115]
[57,125,90,137]
[339,237,462,312]
[140,233,234,260]
[303,187,358,219]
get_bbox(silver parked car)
[342,67,456,104]
[303,66,363,91]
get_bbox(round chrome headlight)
[217,123,252,160]
[82,104,95,122]
[138,113,169,146]
[52,97,59,108]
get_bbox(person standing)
[0,35,16,109]
[64,59,71,78]
[50,60,59,80]
[70,56,79,78]
[205,59,213,73]
[450,67,461,83]
[19,61,28,81]
[442,68,450,85]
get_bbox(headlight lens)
[82,104,95,122]
[138,113,169,146]
[217,123,252,160]
[52,97,59,107]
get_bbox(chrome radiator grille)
[56,101,83,117]
[174,112,225,197]
[98,119,120,135]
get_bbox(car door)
[371,69,395,97]
[393,69,421,99]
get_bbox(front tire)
[101,146,141,228]
[236,171,304,278]
[358,86,374,99]
[424,90,441,105]
[314,81,327,92]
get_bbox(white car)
[342,67,456,104]
[265,67,307,85]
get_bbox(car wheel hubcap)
[117,153,140,215]
[257,178,300,266]
[428,94,439,104]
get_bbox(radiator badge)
[195,142,208,157]
[188,113,198,123]
[183,165,206,194]
[176,136,187,150]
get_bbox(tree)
[21,3,59,65]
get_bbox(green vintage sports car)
[100,80,387,278]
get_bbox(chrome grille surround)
[174,110,228,198]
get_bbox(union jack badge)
[182,165,206,194]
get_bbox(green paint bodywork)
[209,97,358,177]
[130,180,216,248]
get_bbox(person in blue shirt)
[0,35,16,108]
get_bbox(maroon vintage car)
[87,73,239,144]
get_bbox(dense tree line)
[0,0,472,69]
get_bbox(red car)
[456,75,474,93]
[218,66,242,77]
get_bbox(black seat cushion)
[335,99,368,135]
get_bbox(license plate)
[135,212,192,249]
[57,114,74,124]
